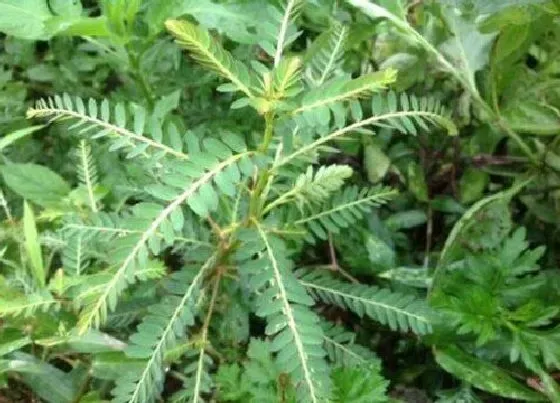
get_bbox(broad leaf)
[434,345,543,401]
[0,0,53,39]
[2,353,78,403]
[440,8,497,89]
[364,142,390,184]
[0,0,108,39]
[23,201,45,287]
[145,0,258,43]
[0,329,31,357]
[1,163,71,207]
[502,100,560,136]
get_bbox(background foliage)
[1,0,560,402]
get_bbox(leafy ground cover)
[1,0,560,402]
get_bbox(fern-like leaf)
[293,70,397,129]
[146,139,259,218]
[299,270,434,335]
[0,291,60,318]
[112,255,216,403]
[67,262,165,311]
[63,211,211,250]
[170,349,214,403]
[304,22,348,86]
[272,56,303,99]
[273,0,304,65]
[172,275,221,403]
[27,95,187,160]
[290,164,352,204]
[77,141,255,333]
[166,20,256,99]
[237,225,331,402]
[295,185,397,241]
[76,140,99,212]
[370,91,457,135]
[331,365,389,403]
[252,0,304,65]
[322,322,380,368]
[215,338,295,402]
[265,164,353,213]
[61,232,90,275]
[279,92,457,167]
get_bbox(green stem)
[248,112,276,219]
[495,117,539,164]
[249,169,270,220]
[262,189,295,215]
[434,48,537,164]
[349,0,539,165]
[259,112,275,153]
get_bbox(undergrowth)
[1,0,560,402]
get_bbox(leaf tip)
[164,19,183,34]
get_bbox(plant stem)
[202,274,221,335]
[259,112,275,153]
[425,38,538,164]
[249,112,276,219]
[327,233,358,283]
[249,169,270,220]
[349,0,539,165]
[262,189,294,215]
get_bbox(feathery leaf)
[293,70,398,129]
[112,255,216,403]
[77,145,254,334]
[0,291,60,318]
[304,22,348,86]
[27,95,187,160]
[299,270,434,334]
[166,19,256,99]
[279,92,457,167]
[294,185,397,241]
[237,225,332,402]
[265,165,353,213]
[76,140,99,212]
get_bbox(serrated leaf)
[440,8,497,88]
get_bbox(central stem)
[258,112,275,153]
[249,112,276,219]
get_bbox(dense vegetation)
[1,0,560,402]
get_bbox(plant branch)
[192,273,221,402]
[250,112,276,219]
[328,232,358,283]
[348,0,539,165]
[277,109,450,168]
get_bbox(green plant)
[2,0,560,402]
[1,1,456,401]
